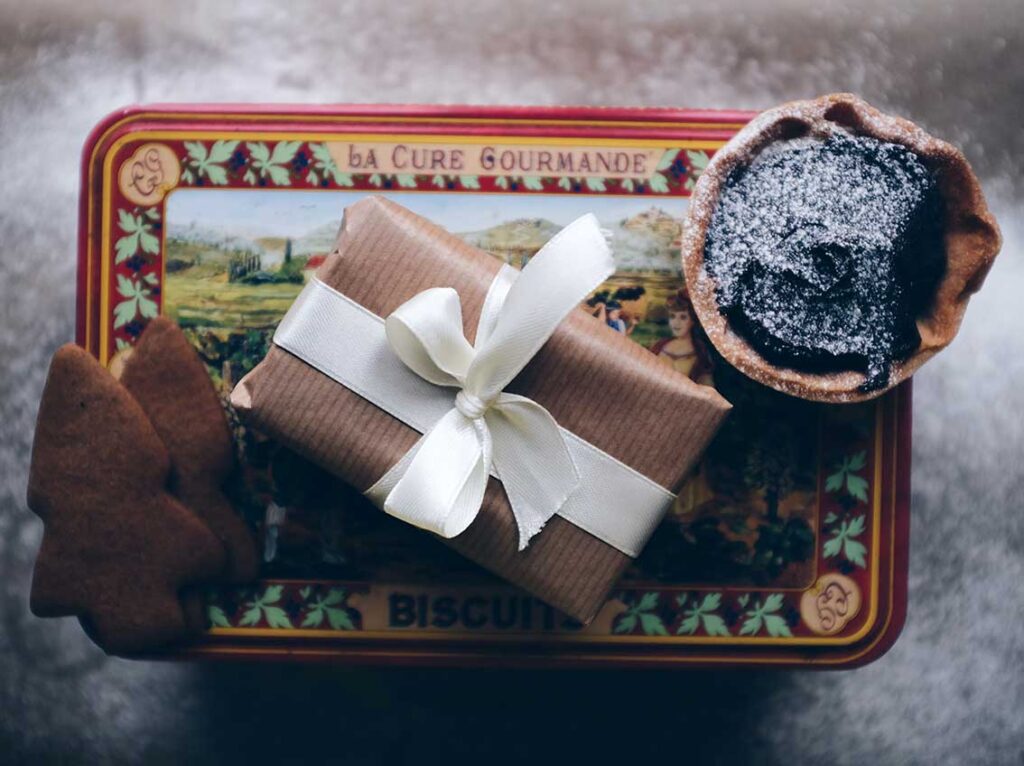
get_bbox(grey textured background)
[1,1,1022,763]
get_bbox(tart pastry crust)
[681,93,1002,402]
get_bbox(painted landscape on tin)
[164,190,688,385]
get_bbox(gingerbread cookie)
[27,344,226,654]
[119,317,259,582]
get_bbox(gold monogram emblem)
[118,143,180,206]
[800,573,861,636]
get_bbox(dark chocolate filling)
[703,131,946,391]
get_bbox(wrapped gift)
[231,196,730,622]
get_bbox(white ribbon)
[376,214,613,549]
[272,213,677,556]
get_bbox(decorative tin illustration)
[79,106,908,667]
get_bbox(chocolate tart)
[681,93,1001,403]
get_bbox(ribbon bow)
[378,214,614,549]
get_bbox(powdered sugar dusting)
[703,129,945,391]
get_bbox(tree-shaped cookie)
[28,345,226,654]
[120,317,259,582]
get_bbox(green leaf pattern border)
[174,140,709,195]
[611,590,795,638]
[206,584,362,632]
[823,450,870,568]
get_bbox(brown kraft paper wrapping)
[231,196,731,623]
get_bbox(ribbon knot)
[375,214,615,549]
[454,390,491,420]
